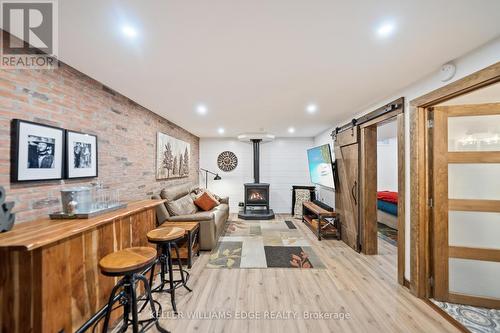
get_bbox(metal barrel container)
[61,187,91,214]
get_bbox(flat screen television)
[307,144,335,189]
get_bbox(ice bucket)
[61,187,91,214]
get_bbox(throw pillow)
[204,189,222,203]
[166,194,198,216]
[190,187,204,201]
[191,189,221,204]
[191,187,204,195]
[194,191,219,211]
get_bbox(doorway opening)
[410,62,500,333]
[332,98,409,286]
[376,119,399,251]
[333,98,406,285]
[428,82,500,332]
[358,109,405,285]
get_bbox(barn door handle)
[351,181,357,205]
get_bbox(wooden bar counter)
[0,199,165,333]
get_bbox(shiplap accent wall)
[199,138,314,213]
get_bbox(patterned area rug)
[377,222,397,246]
[431,299,500,333]
[207,219,325,269]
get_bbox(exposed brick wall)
[0,63,199,223]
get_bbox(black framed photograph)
[11,119,64,182]
[65,130,98,179]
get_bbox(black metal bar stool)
[147,226,192,314]
[98,246,169,333]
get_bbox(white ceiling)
[56,0,500,138]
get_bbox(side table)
[165,221,200,268]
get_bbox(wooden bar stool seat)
[147,227,185,243]
[146,226,192,314]
[99,247,157,276]
[96,247,168,333]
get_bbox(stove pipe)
[251,139,261,183]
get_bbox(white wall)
[199,138,314,213]
[377,120,398,192]
[377,137,398,192]
[313,37,500,281]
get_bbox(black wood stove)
[238,139,275,220]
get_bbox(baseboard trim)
[424,299,469,333]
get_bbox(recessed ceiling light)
[306,104,318,114]
[288,127,295,134]
[122,25,138,38]
[376,21,396,38]
[196,104,208,115]
[218,127,225,135]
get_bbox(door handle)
[351,181,357,205]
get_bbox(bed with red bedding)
[377,191,398,230]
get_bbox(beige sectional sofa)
[153,183,229,250]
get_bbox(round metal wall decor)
[217,151,238,172]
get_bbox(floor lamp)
[200,168,221,189]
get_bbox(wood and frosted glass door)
[432,103,500,308]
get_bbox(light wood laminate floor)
[146,214,459,333]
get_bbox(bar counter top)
[0,199,165,251]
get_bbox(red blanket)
[377,191,398,204]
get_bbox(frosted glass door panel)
[449,211,500,249]
[448,164,500,200]
[448,115,500,151]
[449,259,500,299]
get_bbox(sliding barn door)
[334,127,359,251]
[432,103,500,308]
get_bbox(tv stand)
[312,200,333,212]
[302,201,340,241]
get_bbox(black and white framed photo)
[12,119,64,182]
[65,130,98,179]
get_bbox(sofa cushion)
[191,187,220,199]
[166,211,215,222]
[191,186,204,195]
[166,194,198,216]
[190,189,201,201]
[160,183,192,203]
[206,189,223,202]
[194,191,219,211]
[152,195,170,224]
